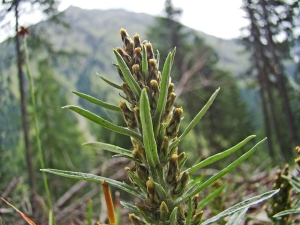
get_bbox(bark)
[14,0,37,216]
[260,0,298,148]
[245,0,274,157]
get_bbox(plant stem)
[23,37,55,224]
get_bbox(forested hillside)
[1,3,299,224]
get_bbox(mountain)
[0,6,250,99]
[38,6,249,91]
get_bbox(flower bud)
[132,64,144,84]
[129,213,147,225]
[159,136,169,162]
[133,34,141,48]
[173,171,189,196]
[146,179,160,206]
[116,47,132,68]
[119,101,136,129]
[149,80,159,110]
[159,201,169,221]
[121,82,136,102]
[136,203,156,221]
[136,164,148,181]
[163,92,176,121]
[167,154,179,185]
[146,43,154,59]
[133,106,142,134]
[177,205,185,224]
[191,211,203,225]
[192,195,199,216]
[134,47,142,65]
[166,107,183,138]
[148,59,159,82]
[124,37,134,56]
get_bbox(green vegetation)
[0,0,299,224]
[43,28,278,225]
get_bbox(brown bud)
[132,64,143,84]
[173,171,189,196]
[159,201,169,221]
[116,47,132,67]
[191,211,203,225]
[167,154,179,185]
[168,83,175,96]
[119,101,136,129]
[146,179,160,206]
[148,59,159,82]
[120,28,129,42]
[136,164,148,181]
[159,136,169,162]
[133,34,141,48]
[163,92,177,121]
[136,203,156,221]
[146,43,154,59]
[121,82,136,102]
[149,80,159,110]
[178,152,187,167]
[134,47,142,65]
[115,66,125,81]
[124,37,134,56]
[129,213,147,225]
[133,106,143,134]
[166,108,183,138]
[192,195,199,216]
[177,205,185,224]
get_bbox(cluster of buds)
[116,29,202,225]
[265,164,292,223]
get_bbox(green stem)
[23,37,55,224]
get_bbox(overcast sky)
[59,0,248,39]
[0,0,248,42]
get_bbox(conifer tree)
[242,0,299,160]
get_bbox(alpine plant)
[43,29,279,225]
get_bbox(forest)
[0,0,299,224]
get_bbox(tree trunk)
[14,0,37,216]
[260,0,298,148]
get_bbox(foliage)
[241,0,300,161]
[42,28,277,225]
[147,0,255,158]
[272,146,300,223]
[29,58,93,198]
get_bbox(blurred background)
[0,0,299,224]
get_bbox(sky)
[0,0,248,42]
[58,0,248,40]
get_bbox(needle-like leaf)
[41,169,144,199]
[63,105,142,143]
[72,91,121,112]
[113,49,141,98]
[98,74,122,90]
[170,88,220,150]
[225,207,249,225]
[153,51,173,137]
[141,45,148,79]
[201,189,279,225]
[176,138,267,205]
[83,141,132,156]
[140,89,161,180]
[186,135,256,173]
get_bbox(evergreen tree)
[31,58,93,198]
[241,0,299,160]
[1,0,67,215]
